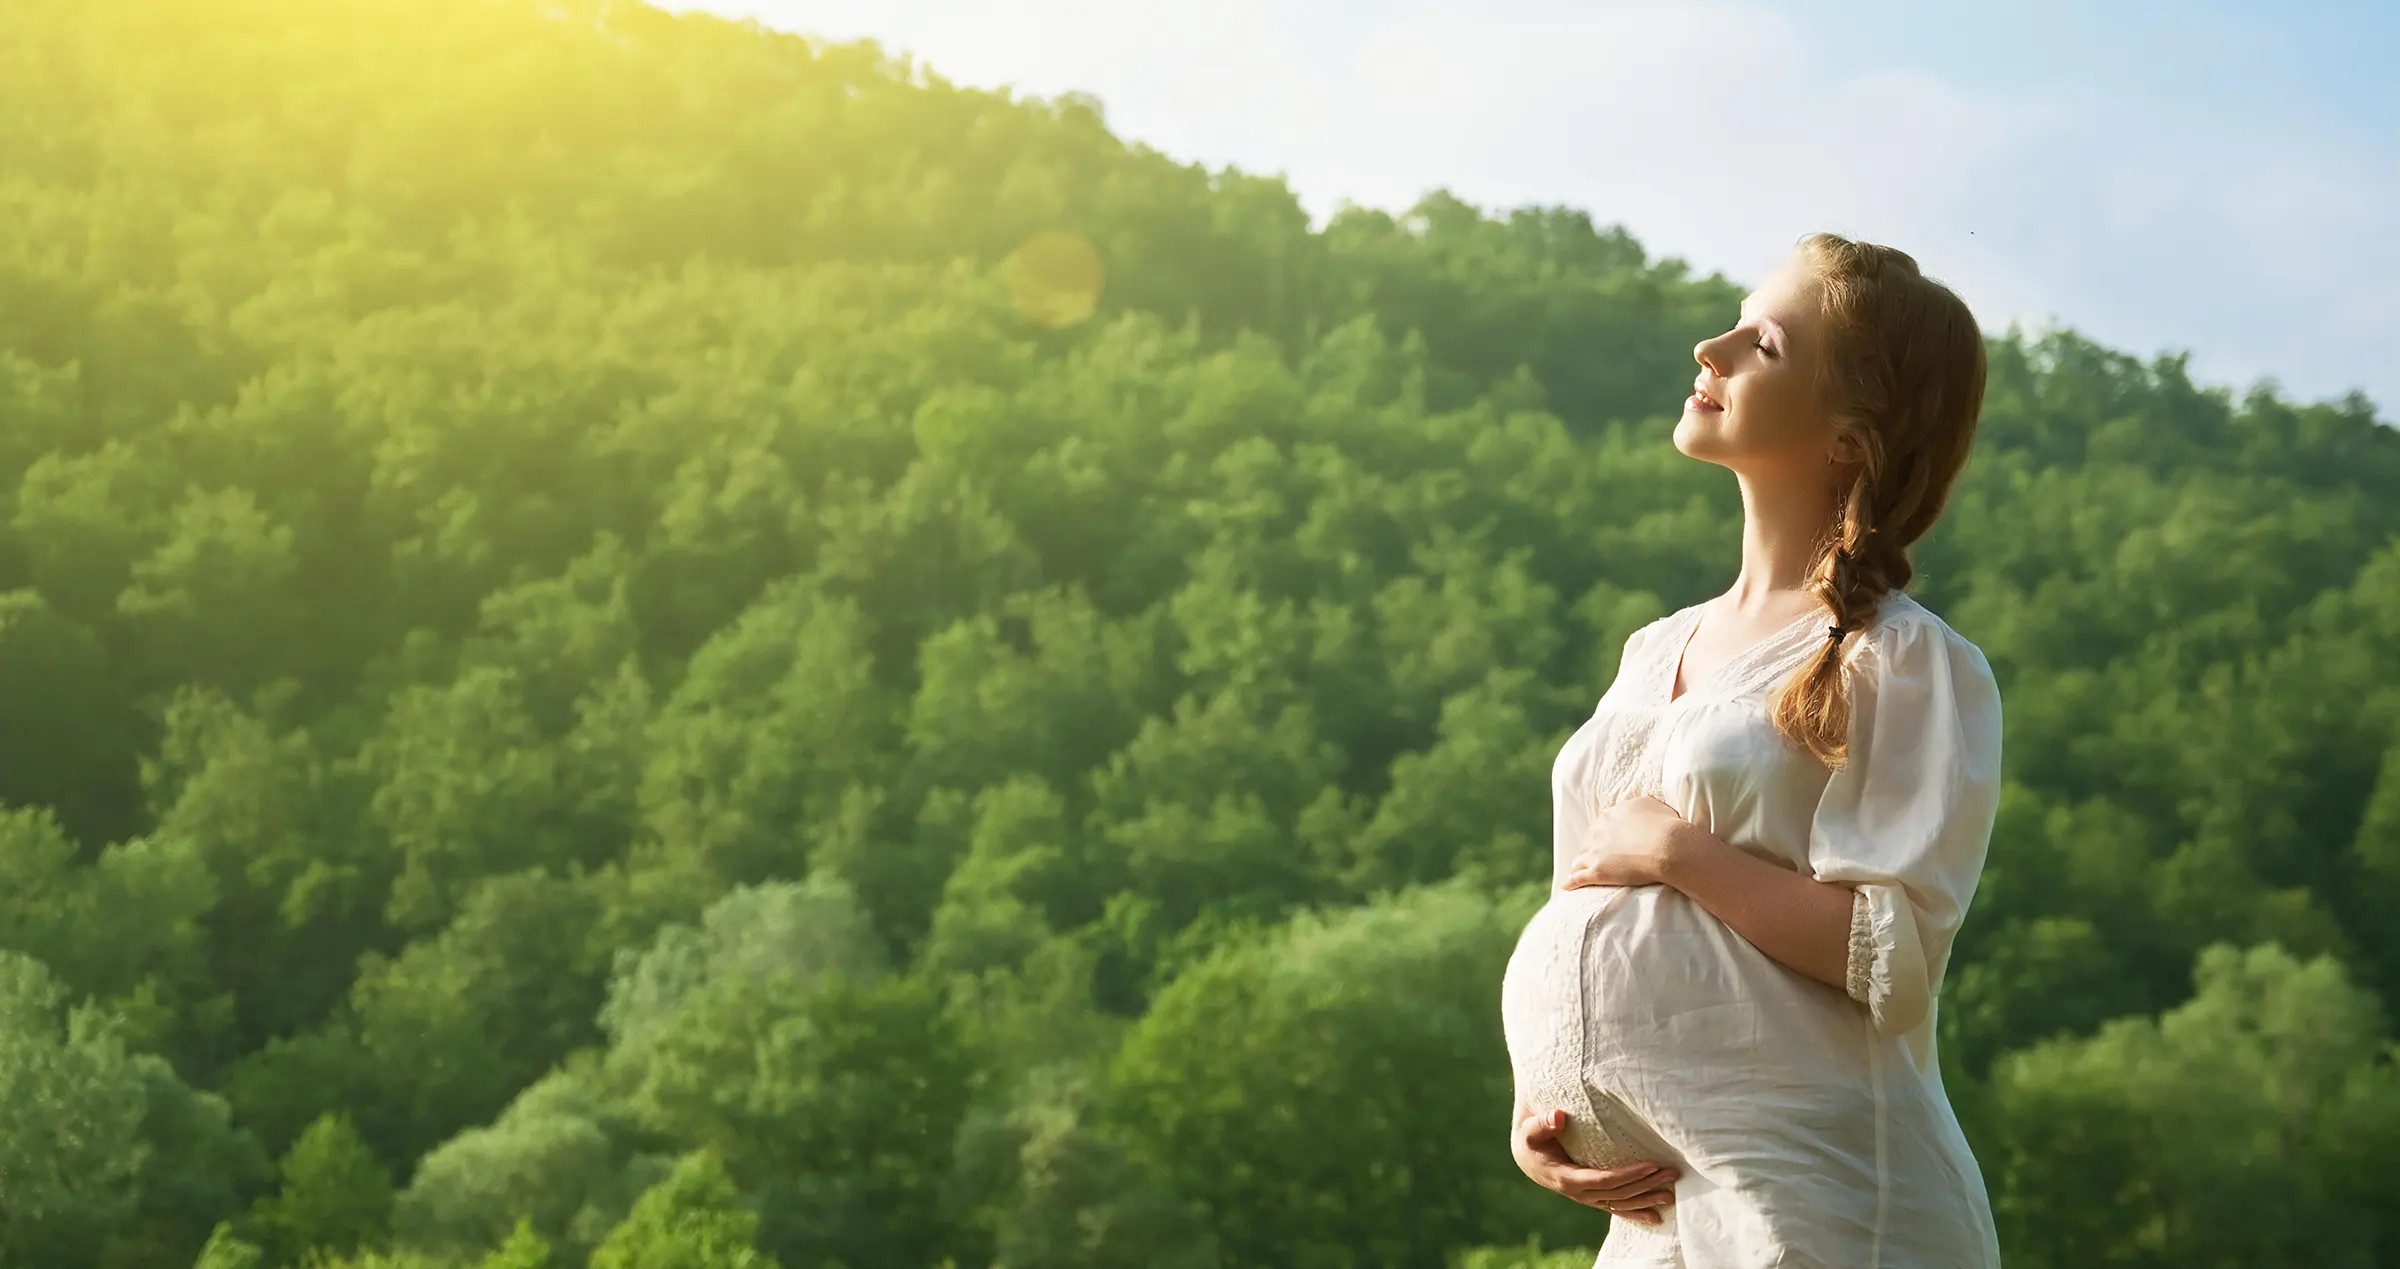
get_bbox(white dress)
[1499,591,2005,1269]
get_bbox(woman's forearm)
[1657,823,1854,993]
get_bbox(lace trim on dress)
[1680,598,1878,708]
[1586,614,1679,812]
[1845,885,1875,1004]
[1585,593,1919,827]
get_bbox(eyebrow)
[1739,300,1790,347]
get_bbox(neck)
[1726,466,1842,612]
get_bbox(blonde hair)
[1768,232,1988,770]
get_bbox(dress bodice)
[1549,596,1889,889]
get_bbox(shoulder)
[1618,600,1699,654]
[1850,592,2003,730]
[1854,592,1991,670]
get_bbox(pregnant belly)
[1500,884,1838,1169]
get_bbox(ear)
[1825,424,1873,468]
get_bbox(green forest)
[1,1,2396,1266]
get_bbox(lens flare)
[1006,229,1105,327]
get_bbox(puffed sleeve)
[1806,615,2003,1036]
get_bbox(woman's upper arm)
[1805,614,2004,1034]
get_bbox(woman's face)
[1675,253,1848,473]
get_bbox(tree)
[191,1224,264,1269]
[391,1065,649,1263]
[0,951,262,1266]
[476,1221,554,1269]
[0,589,143,846]
[588,1152,777,1269]
[1989,943,2400,1267]
[1100,878,1564,1268]
[248,1114,394,1263]
[949,1062,1219,1269]
[0,952,149,1260]
[607,969,973,1268]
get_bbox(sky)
[671,0,2399,414]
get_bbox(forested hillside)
[1,2,2396,1267]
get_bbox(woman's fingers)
[1562,867,1636,891]
[1516,1112,1568,1161]
[1519,1108,1588,1153]
[1555,1161,1665,1192]
[1518,1109,1680,1204]
[1600,1184,1676,1209]
[1564,1155,1673,1195]
[1614,1207,1665,1227]
[1566,1169,1679,1205]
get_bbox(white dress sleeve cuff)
[1844,885,1874,1004]
[1845,880,1933,1035]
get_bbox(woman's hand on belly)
[1512,1106,1677,1225]
[1562,794,1690,891]
[1566,796,1857,995]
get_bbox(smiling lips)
[1689,382,1724,412]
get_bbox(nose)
[1692,331,1731,378]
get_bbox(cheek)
[1673,373,1819,460]
[1724,378,1823,450]
[1673,391,1775,456]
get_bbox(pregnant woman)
[1500,232,2005,1268]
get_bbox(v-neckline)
[1664,601,1829,706]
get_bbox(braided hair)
[1768,233,1989,770]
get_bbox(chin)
[1671,411,1738,465]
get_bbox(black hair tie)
[1827,623,1848,641]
